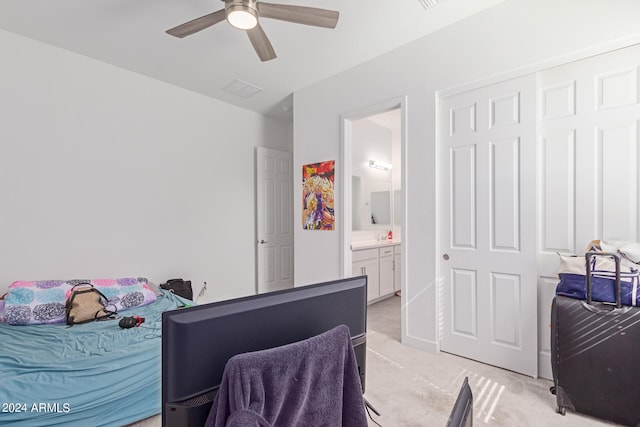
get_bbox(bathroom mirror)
[371,190,391,225]
[352,176,392,230]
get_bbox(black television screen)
[161,275,368,427]
[446,376,473,427]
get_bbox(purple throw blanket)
[205,324,368,427]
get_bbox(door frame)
[340,96,407,275]
[340,96,407,274]
[340,96,408,333]
[437,37,640,100]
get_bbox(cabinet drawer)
[352,248,378,262]
[379,247,394,258]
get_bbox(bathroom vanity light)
[369,160,392,171]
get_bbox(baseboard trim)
[402,335,439,353]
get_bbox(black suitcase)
[551,252,640,426]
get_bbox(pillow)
[600,240,640,265]
[3,277,157,326]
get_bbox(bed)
[0,288,188,426]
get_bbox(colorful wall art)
[302,160,335,230]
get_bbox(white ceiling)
[0,0,504,121]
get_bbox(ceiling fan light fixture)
[227,4,258,30]
[168,0,339,61]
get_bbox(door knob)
[259,239,268,244]
[442,253,450,260]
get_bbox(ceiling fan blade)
[166,9,227,38]
[247,23,277,62]
[257,2,339,29]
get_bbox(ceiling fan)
[166,0,339,62]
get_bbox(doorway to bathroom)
[341,97,405,343]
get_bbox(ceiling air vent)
[222,79,263,98]
[418,0,438,9]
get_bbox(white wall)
[0,29,292,303]
[293,0,640,350]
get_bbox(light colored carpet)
[130,295,621,427]
[363,296,619,427]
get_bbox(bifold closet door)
[439,74,538,377]
[537,43,640,380]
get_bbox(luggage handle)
[585,251,622,309]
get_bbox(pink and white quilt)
[1,277,157,325]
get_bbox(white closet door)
[537,44,640,380]
[439,75,538,377]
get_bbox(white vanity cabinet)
[378,246,394,297]
[352,248,379,302]
[352,243,399,303]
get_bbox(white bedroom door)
[439,75,538,377]
[536,43,640,379]
[256,147,294,294]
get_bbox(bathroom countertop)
[351,240,400,250]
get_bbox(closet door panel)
[537,43,640,380]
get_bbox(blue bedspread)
[0,290,188,427]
